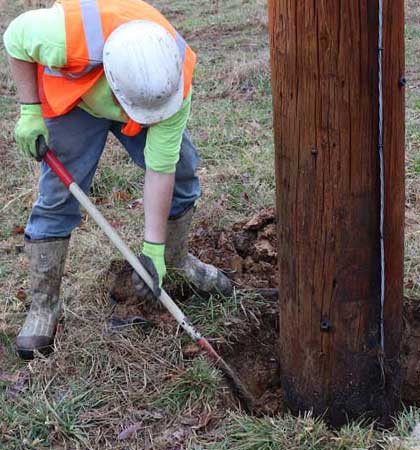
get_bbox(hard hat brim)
[115,73,184,125]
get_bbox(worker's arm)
[8,57,39,103]
[134,169,174,297]
[144,169,175,244]
[8,57,48,157]
[3,5,66,68]
[3,5,66,157]
[144,91,192,173]
[132,92,192,297]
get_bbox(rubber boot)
[165,208,233,296]
[16,237,70,360]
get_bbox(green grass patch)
[0,333,24,376]
[181,294,242,338]
[406,25,420,40]
[0,223,13,241]
[191,410,420,450]
[0,380,105,449]
[200,413,331,450]
[91,160,144,200]
[414,157,420,175]
[393,406,420,439]
[152,357,221,413]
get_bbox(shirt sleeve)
[144,90,192,174]
[3,4,66,69]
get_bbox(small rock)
[254,239,276,262]
[217,232,228,248]
[244,256,255,271]
[244,208,275,231]
[15,289,26,301]
[230,255,243,274]
[118,423,143,441]
[259,223,276,240]
[232,231,254,256]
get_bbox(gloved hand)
[132,242,166,301]
[14,104,48,159]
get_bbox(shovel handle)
[43,151,74,189]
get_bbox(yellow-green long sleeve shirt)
[3,3,192,173]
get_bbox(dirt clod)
[189,208,278,288]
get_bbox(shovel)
[35,138,256,411]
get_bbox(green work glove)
[14,104,48,159]
[132,242,166,300]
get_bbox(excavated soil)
[189,207,278,290]
[104,208,420,411]
[107,208,278,304]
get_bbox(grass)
[404,5,420,298]
[0,380,105,448]
[192,413,377,450]
[152,357,222,414]
[0,0,419,448]
[190,411,420,449]
[414,158,420,175]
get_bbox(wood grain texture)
[268,0,405,425]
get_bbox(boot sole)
[16,344,54,361]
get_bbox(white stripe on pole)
[378,0,385,355]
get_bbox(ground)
[0,0,419,449]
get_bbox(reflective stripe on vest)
[46,0,187,79]
[175,31,187,63]
[45,0,103,78]
[81,0,104,63]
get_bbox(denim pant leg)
[110,124,201,218]
[25,108,111,239]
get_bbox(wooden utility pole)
[269,1,405,425]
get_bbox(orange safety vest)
[38,0,196,135]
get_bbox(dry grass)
[0,0,419,448]
[404,0,420,298]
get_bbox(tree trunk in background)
[268,0,405,426]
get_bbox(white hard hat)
[103,20,184,124]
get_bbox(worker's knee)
[25,170,82,239]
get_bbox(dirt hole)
[216,311,282,414]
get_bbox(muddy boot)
[165,208,233,296]
[16,237,70,360]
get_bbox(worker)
[3,0,232,360]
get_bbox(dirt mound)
[189,208,278,289]
[106,208,278,300]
